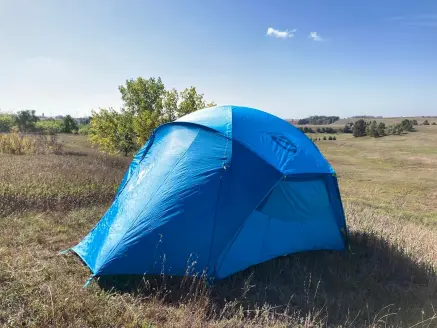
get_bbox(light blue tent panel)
[70,105,348,280]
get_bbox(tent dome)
[71,105,348,280]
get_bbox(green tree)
[119,77,165,114]
[90,76,215,154]
[423,119,430,125]
[118,77,166,145]
[88,108,136,156]
[179,86,208,117]
[343,124,352,133]
[391,124,403,135]
[162,88,179,123]
[133,109,162,146]
[400,119,413,132]
[377,122,386,136]
[0,114,14,132]
[366,120,379,137]
[14,110,39,132]
[353,119,366,137]
[61,115,79,133]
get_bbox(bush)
[333,136,336,140]
[353,119,366,137]
[61,115,79,133]
[0,132,63,155]
[323,136,327,140]
[328,136,333,140]
[423,120,430,125]
[432,122,436,125]
[0,114,14,132]
[35,120,63,134]
[400,119,414,132]
[324,127,336,134]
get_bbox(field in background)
[1,126,437,327]
[335,116,437,126]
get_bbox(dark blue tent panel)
[71,105,348,280]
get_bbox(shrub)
[377,122,386,136]
[432,122,436,125]
[423,120,430,125]
[0,114,14,132]
[323,136,327,140]
[78,124,90,135]
[400,119,414,132]
[333,136,336,140]
[353,119,366,137]
[328,136,333,140]
[61,115,79,133]
[35,120,63,134]
[0,132,63,155]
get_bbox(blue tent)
[70,105,348,280]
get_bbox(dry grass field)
[1,125,437,327]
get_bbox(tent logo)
[270,135,297,154]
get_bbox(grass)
[1,128,437,327]
[335,116,437,126]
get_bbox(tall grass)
[0,132,63,155]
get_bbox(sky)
[1,0,437,119]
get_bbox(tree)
[133,108,162,146]
[90,76,215,154]
[412,119,418,126]
[0,114,14,132]
[369,121,379,137]
[88,108,136,156]
[423,120,430,125]
[400,119,413,132]
[118,77,166,145]
[179,87,208,117]
[377,122,386,136]
[390,124,403,135]
[297,116,340,125]
[14,110,39,132]
[353,119,366,137]
[119,77,165,115]
[162,88,179,123]
[61,115,79,133]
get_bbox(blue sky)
[1,0,436,119]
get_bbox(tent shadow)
[97,231,437,326]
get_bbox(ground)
[1,126,437,327]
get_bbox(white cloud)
[266,27,296,39]
[309,32,323,41]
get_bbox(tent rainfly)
[65,105,349,282]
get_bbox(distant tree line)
[297,115,340,125]
[0,111,86,134]
[298,126,339,134]
[309,136,337,142]
[351,119,423,138]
